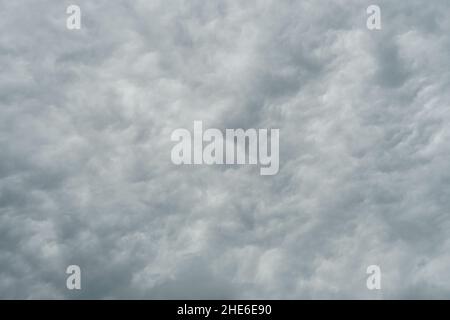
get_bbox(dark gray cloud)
[1,0,450,299]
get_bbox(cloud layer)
[1,0,449,299]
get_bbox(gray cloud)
[0,0,450,299]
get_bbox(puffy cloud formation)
[0,0,449,299]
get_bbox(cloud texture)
[0,0,450,298]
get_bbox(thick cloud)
[0,0,449,299]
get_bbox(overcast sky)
[1,0,450,299]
